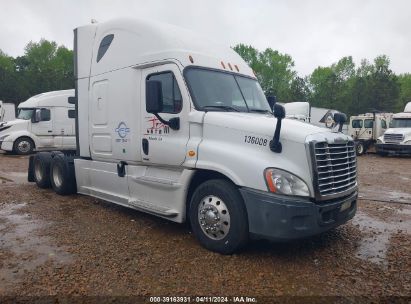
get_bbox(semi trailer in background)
[0,90,75,155]
[28,18,357,254]
[376,102,411,155]
[0,101,16,122]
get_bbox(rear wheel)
[50,154,77,195]
[13,137,34,155]
[33,152,52,188]
[189,179,249,254]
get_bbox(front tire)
[13,137,34,155]
[50,154,77,195]
[189,179,249,254]
[355,141,365,156]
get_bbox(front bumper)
[240,188,357,241]
[0,140,13,151]
[375,143,411,155]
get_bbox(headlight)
[264,168,310,197]
[377,139,383,144]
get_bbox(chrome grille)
[313,141,357,197]
[384,133,404,143]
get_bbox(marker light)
[221,61,226,69]
[234,65,239,72]
[228,63,233,71]
[189,55,194,63]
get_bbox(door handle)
[48,130,52,133]
[142,138,149,155]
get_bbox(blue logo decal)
[115,122,130,139]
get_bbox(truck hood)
[384,128,411,136]
[203,112,343,143]
[0,119,29,133]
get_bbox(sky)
[0,0,410,77]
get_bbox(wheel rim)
[357,144,363,154]
[198,195,230,240]
[34,160,43,181]
[53,165,63,188]
[18,140,31,153]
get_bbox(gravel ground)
[0,152,410,302]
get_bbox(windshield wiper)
[202,105,240,112]
[249,109,273,114]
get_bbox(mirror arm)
[153,113,180,130]
[269,118,283,153]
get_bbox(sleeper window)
[147,72,182,114]
[97,34,114,63]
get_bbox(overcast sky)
[0,0,410,77]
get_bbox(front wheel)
[189,179,249,254]
[13,137,34,155]
[355,141,365,156]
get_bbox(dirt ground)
[0,151,410,302]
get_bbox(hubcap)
[18,140,31,153]
[53,165,63,188]
[34,160,43,181]
[198,195,230,240]
[357,144,363,154]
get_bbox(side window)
[351,119,363,128]
[147,72,182,114]
[97,34,114,63]
[381,119,387,129]
[364,119,373,128]
[41,109,51,121]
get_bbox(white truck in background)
[0,101,16,122]
[28,18,358,254]
[375,102,411,156]
[0,90,75,155]
[282,101,348,133]
[348,112,392,155]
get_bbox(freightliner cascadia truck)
[28,18,358,254]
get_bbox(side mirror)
[333,112,347,132]
[270,104,286,153]
[32,109,41,123]
[146,80,163,113]
[266,96,276,110]
[273,104,286,119]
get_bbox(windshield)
[185,68,271,113]
[390,118,411,128]
[17,108,35,120]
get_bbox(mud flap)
[28,155,35,182]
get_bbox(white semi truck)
[0,90,75,154]
[0,101,16,122]
[28,18,358,254]
[375,102,411,155]
[348,112,393,155]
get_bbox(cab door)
[31,108,54,147]
[140,64,190,166]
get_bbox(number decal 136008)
[244,135,268,146]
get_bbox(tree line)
[0,39,410,116]
[234,44,411,115]
[0,39,73,105]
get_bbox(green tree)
[233,44,299,102]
